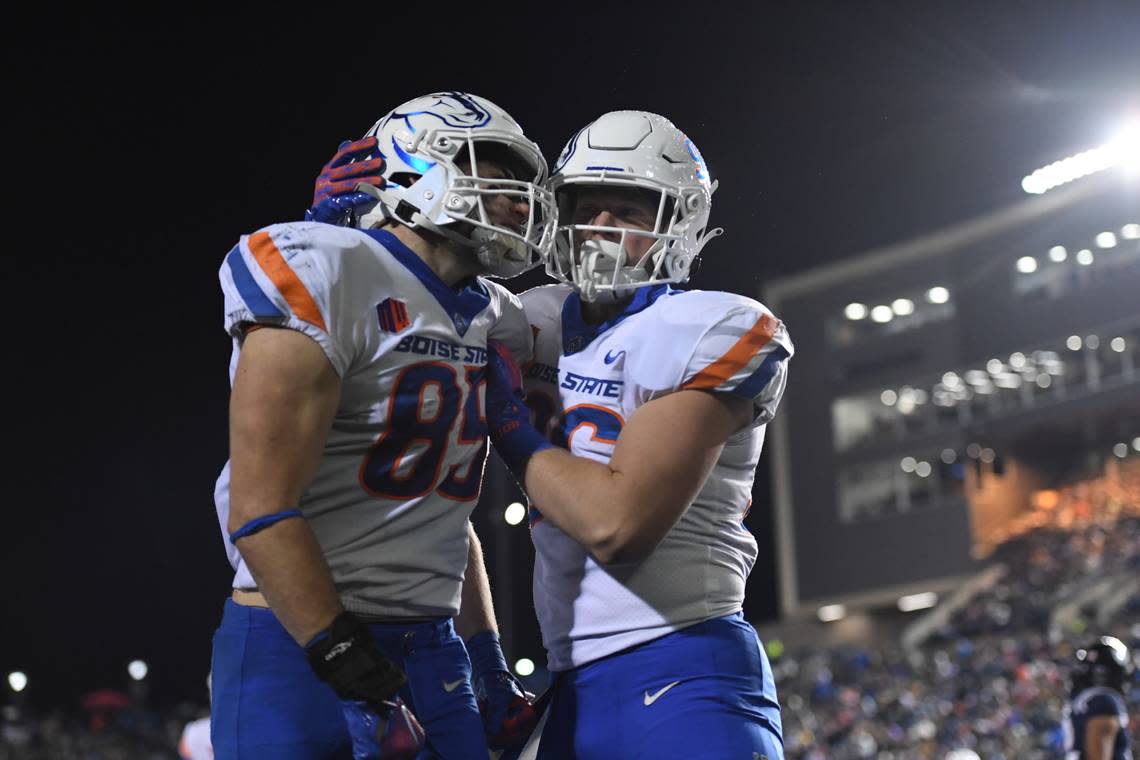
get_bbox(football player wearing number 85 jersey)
[487,111,791,759]
[211,92,553,759]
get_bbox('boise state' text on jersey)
[1064,687,1132,760]
[521,283,793,670]
[215,222,532,619]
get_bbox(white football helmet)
[546,111,722,301]
[355,92,556,278]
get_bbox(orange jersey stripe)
[683,313,779,391]
[247,231,329,333]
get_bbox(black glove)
[306,611,407,709]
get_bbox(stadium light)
[1115,443,1129,459]
[925,286,950,304]
[897,592,938,612]
[1111,337,1126,353]
[844,303,868,321]
[964,370,989,386]
[1048,245,1068,262]
[1076,249,1095,266]
[986,359,1004,374]
[880,389,898,406]
[1122,223,1140,240]
[891,298,915,316]
[1016,256,1038,274]
[870,305,893,324]
[941,448,957,464]
[128,660,148,681]
[1009,352,1027,369]
[1096,231,1118,249]
[994,372,1022,389]
[7,672,27,693]
[1036,374,1052,389]
[504,502,527,526]
[817,604,846,623]
[1066,335,1083,351]
[1085,335,1101,350]
[514,658,535,677]
[915,461,933,478]
[897,394,917,415]
[966,443,982,459]
[900,457,917,473]
[1133,437,1140,452]
[1020,119,1140,194]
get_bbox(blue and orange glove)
[467,631,540,750]
[484,340,553,484]
[305,136,385,226]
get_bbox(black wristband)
[305,612,406,708]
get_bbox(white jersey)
[520,283,792,670]
[215,222,532,619]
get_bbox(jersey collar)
[561,283,677,355]
[364,229,490,337]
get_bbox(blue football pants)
[505,612,783,759]
[210,599,487,759]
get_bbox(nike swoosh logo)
[643,680,681,706]
[442,678,465,693]
[604,350,625,365]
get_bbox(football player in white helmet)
[544,111,721,303]
[485,111,791,759]
[326,90,556,279]
[212,92,548,759]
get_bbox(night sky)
[6,4,1139,707]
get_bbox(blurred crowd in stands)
[0,701,199,759]
[777,460,1140,759]
[3,463,1137,759]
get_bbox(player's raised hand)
[305,136,385,226]
[340,699,426,760]
[484,340,552,483]
[467,631,540,750]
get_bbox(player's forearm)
[454,521,498,641]
[234,517,344,645]
[521,391,742,564]
[523,447,645,563]
[226,327,345,645]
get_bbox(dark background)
[4,3,1138,706]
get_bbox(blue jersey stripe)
[227,246,284,319]
[732,345,789,399]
